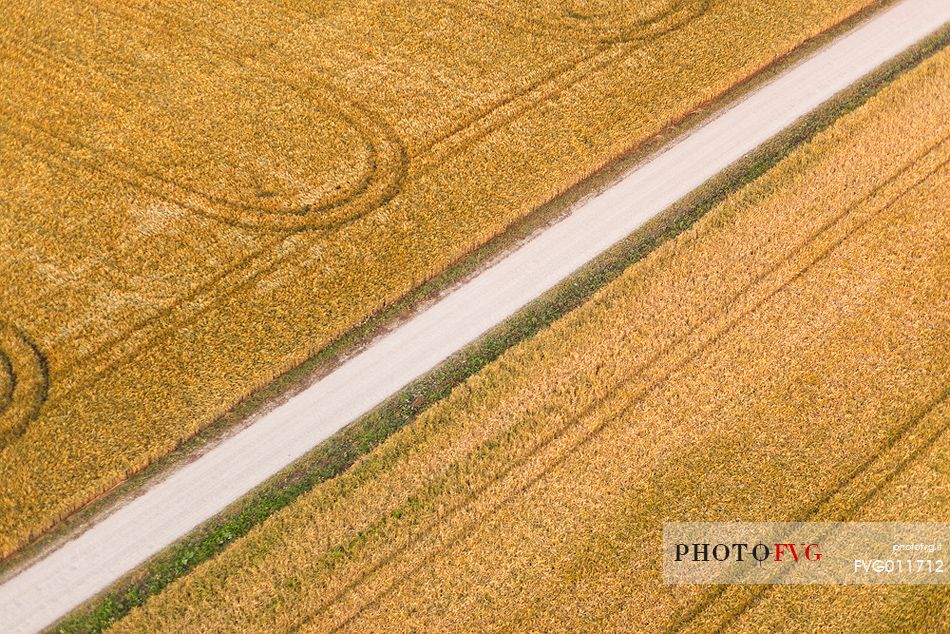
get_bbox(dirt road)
[1,0,948,631]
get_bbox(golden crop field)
[0,1,878,557]
[110,45,950,632]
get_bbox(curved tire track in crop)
[456,0,711,45]
[0,323,48,450]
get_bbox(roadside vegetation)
[107,39,950,634]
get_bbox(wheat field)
[108,38,950,634]
[0,0,880,557]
